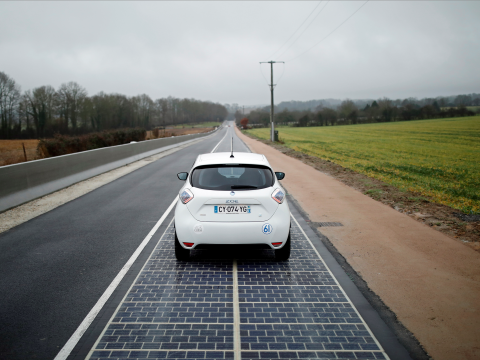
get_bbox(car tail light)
[180,189,194,204]
[272,242,282,246]
[183,242,194,247]
[271,188,285,204]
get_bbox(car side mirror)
[275,172,285,180]
[177,172,188,181]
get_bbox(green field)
[246,116,480,214]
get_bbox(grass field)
[246,116,480,214]
[0,139,40,166]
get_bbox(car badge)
[230,191,235,196]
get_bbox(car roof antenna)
[230,137,234,158]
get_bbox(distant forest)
[0,71,228,139]
[240,94,480,127]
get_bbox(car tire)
[275,230,291,261]
[175,231,190,261]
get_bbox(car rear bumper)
[174,199,290,249]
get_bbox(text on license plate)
[214,205,251,214]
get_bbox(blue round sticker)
[262,223,273,235]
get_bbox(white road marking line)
[53,198,177,360]
[290,213,391,360]
[85,217,176,360]
[233,259,241,360]
[211,128,229,153]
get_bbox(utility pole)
[260,60,284,141]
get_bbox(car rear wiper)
[231,185,258,189]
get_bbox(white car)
[174,152,291,260]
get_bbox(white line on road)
[232,259,241,360]
[53,198,177,360]
[211,127,228,153]
[84,217,176,359]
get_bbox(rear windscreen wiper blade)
[231,185,258,189]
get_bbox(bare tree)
[438,97,447,108]
[18,96,31,136]
[57,82,87,131]
[321,107,337,126]
[454,94,471,107]
[2,73,228,138]
[24,85,57,137]
[339,99,358,124]
[0,72,21,137]
[377,97,395,122]
[136,94,153,129]
[156,98,169,128]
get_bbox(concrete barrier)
[0,130,217,213]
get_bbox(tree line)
[242,95,480,128]
[0,71,228,139]
[264,94,480,113]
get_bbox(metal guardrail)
[0,129,218,213]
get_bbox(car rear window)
[191,165,274,191]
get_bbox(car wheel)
[175,231,190,261]
[275,230,291,261]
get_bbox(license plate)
[214,205,251,214]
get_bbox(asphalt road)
[0,122,412,360]
[0,124,245,360]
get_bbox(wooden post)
[22,143,27,162]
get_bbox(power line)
[268,1,323,59]
[259,63,270,85]
[287,0,369,62]
[276,62,286,85]
[277,1,330,59]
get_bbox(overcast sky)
[1,1,479,106]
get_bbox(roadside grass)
[365,188,383,195]
[246,116,480,214]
